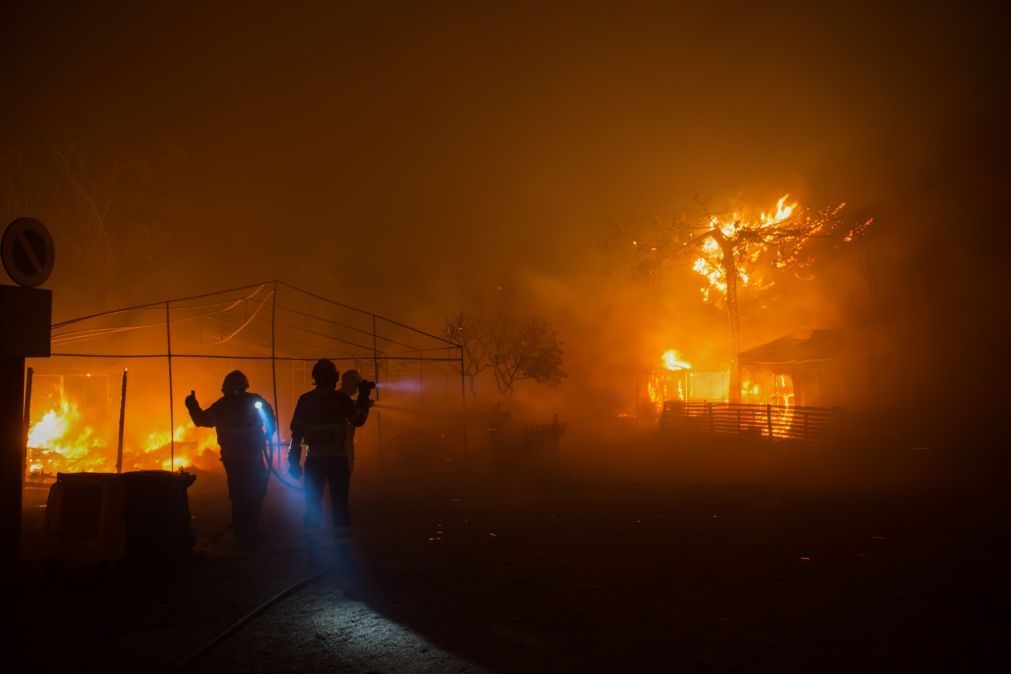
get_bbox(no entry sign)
[2,217,55,288]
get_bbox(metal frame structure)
[44,280,467,470]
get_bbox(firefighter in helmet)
[185,370,274,546]
[288,359,373,554]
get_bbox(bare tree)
[1,103,166,305]
[446,311,491,402]
[488,314,565,397]
[447,311,566,399]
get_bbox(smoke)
[3,2,1007,454]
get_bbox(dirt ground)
[9,431,1011,673]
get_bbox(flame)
[760,195,797,224]
[27,396,107,473]
[739,372,796,437]
[140,425,214,471]
[661,349,692,371]
[26,386,223,478]
[645,349,694,409]
[691,191,841,303]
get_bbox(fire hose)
[165,562,338,672]
[263,436,303,492]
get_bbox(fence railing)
[661,401,839,445]
[522,416,566,451]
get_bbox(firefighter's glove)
[184,390,199,409]
[288,460,303,480]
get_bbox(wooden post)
[766,404,773,440]
[270,281,281,449]
[116,369,128,474]
[635,368,640,419]
[459,347,468,465]
[707,402,714,434]
[803,412,809,443]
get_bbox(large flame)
[760,195,796,224]
[691,194,799,303]
[27,396,106,473]
[26,386,223,477]
[661,348,692,371]
[646,348,694,409]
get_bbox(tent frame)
[48,280,468,469]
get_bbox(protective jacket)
[289,389,369,460]
[186,392,274,461]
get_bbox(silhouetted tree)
[447,311,565,399]
[0,103,170,306]
[488,314,565,397]
[446,311,491,402]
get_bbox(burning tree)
[626,195,871,402]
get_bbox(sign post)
[1,217,54,571]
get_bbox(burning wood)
[26,384,219,478]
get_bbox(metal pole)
[271,281,281,448]
[372,315,382,464]
[22,367,33,481]
[459,346,468,463]
[166,302,175,470]
[116,369,128,474]
[635,368,640,419]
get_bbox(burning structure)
[627,194,872,410]
[645,348,728,413]
[621,191,876,433]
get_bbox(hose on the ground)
[165,562,338,672]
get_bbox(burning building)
[642,348,729,415]
[736,327,877,412]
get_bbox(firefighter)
[185,370,274,547]
[287,360,373,555]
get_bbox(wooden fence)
[660,401,839,444]
[523,416,566,451]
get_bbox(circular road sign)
[2,217,55,288]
